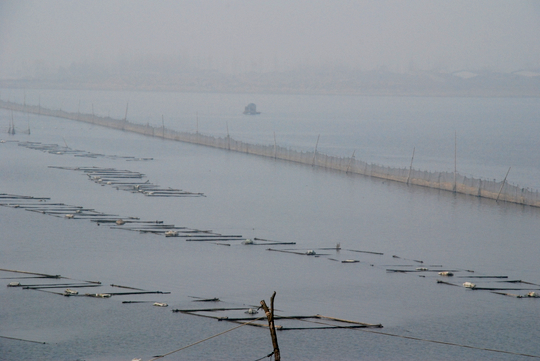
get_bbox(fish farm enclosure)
[2,99,540,208]
[2,90,540,361]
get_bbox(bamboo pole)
[260,291,280,361]
[496,167,511,202]
[346,150,356,173]
[172,307,249,313]
[0,268,61,278]
[406,147,415,185]
[453,131,457,192]
[312,134,320,166]
[0,335,46,344]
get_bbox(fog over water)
[1,0,540,78]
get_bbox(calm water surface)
[1,89,539,360]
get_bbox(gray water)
[1,89,540,360]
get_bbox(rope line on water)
[293,317,540,359]
[0,335,47,344]
[362,328,540,359]
[148,315,267,361]
[145,314,539,359]
[252,351,274,361]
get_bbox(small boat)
[463,282,476,289]
[7,282,21,287]
[64,289,79,296]
[306,250,316,255]
[341,259,359,263]
[243,103,261,115]
[527,292,539,298]
[116,219,125,225]
[65,214,74,219]
[164,230,179,237]
[153,302,168,307]
[245,308,258,314]
[242,239,254,245]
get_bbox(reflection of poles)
[496,167,511,203]
[260,291,280,361]
[406,147,415,185]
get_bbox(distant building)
[243,103,260,115]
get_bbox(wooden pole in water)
[273,132,277,159]
[260,291,280,361]
[162,115,165,138]
[226,121,230,150]
[123,103,129,122]
[346,150,356,173]
[453,131,457,192]
[312,134,320,166]
[406,147,415,185]
[122,102,129,131]
[496,167,511,203]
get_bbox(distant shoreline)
[1,76,539,98]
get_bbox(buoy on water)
[438,271,454,277]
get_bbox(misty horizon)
[1,0,540,80]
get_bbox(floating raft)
[19,141,152,161]
[437,279,540,291]
[3,269,170,300]
[49,166,205,198]
[266,248,330,256]
[173,307,382,330]
[1,193,228,241]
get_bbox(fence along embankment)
[2,99,540,208]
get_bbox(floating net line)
[2,99,539,208]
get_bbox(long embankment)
[2,99,539,208]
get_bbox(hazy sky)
[1,0,540,78]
